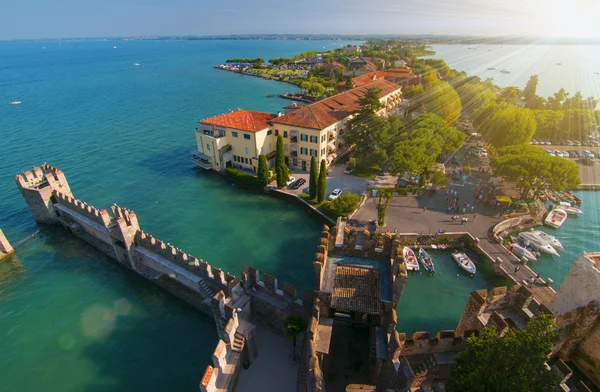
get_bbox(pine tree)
[317,159,327,203]
[275,135,288,188]
[309,156,318,200]
[257,154,269,186]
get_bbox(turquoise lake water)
[1,40,599,390]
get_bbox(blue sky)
[2,0,599,40]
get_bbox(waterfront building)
[193,79,402,173]
[349,71,386,88]
[193,110,277,172]
[383,67,421,87]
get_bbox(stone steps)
[199,279,215,298]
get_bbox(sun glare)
[543,0,600,38]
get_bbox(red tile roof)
[356,62,378,73]
[200,109,276,132]
[352,71,386,88]
[270,79,401,130]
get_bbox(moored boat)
[545,189,559,203]
[403,247,420,271]
[508,243,537,261]
[518,232,560,256]
[418,248,435,274]
[558,202,582,215]
[451,252,476,275]
[9,100,21,105]
[529,230,563,249]
[563,191,582,205]
[544,208,568,230]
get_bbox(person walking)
[514,265,520,275]
[423,206,427,213]
[473,213,477,221]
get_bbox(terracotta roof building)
[383,67,421,87]
[199,109,276,132]
[351,71,386,88]
[331,265,383,314]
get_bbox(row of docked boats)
[543,189,582,206]
[402,247,477,275]
[509,230,564,260]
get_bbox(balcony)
[192,154,213,170]
[290,137,298,143]
[199,129,227,139]
[291,150,298,157]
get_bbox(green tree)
[429,170,448,187]
[492,144,580,198]
[257,154,269,186]
[348,157,357,170]
[309,156,318,200]
[345,76,353,90]
[317,159,327,203]
[309,82,325,97]
[446,314,559,392]
[275,135,288,188]
[331,192,361,216]
[499,86,521,105]
[421,82,462,125]
[284,314,306,362]
[454,79,496,118]
[523,75,542,109]
[480,104,537,148]
[533,110,564,141]
[374,188,393,226]
[421,65,440,89]
[402,84,424,98]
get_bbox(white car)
[286,176,296,186]
[582,150,595,159]
[477,150,488,157]
[328,188,342,200]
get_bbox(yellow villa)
[193,78,402,173]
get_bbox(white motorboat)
[544,208,568,229]
[558,202,582,215]
[518,232,560,256]
[9,100,21,105]
[418,248,435,274]
[529,230,563,249]
[508,243,537,262]
[452,252,476,275]
[403,247,420,271]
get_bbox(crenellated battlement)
[393,328,473,358]
[111,204,139,228]
[52,190,112,227]
[14,163,72,194]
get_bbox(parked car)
[566,140,574,146]
[531,139,538,145]
[582,150,595,159]
[568,151,578,158]
[328,188,343,200]
[573,140,582,146]
[289,178,306,189]
[344,166,354,174]
[286,176,296,187]
[452,170,461,180]
[546,150,556,157]
[544,140,552,145]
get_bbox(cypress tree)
[317,159,327,203]
[257,154,269,186]
[275,135,288,188]
[309,156,318,200]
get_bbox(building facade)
[194,79,402,173]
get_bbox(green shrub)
[331,192,361,216]
[224,168,264,190]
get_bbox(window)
[244,134,251,140]
[245,158,249,164]
[232,131,238,138]
[284,144,288,152]
[267,130,272,136]
[310,149,317,157]
[275,129,279,136]
[321,148,326,155]
[300,147,308,155]
[245,147,249,155]
[310,136,318,143]
[284,131,288,138]
[206,144,211,151]
[301,134,308,142]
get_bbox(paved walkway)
[236,327,299,392]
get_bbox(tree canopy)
[331,192,361,216]
[421,82,462,125]
[492,144,580,198]
[480,104,537,148]
[446,314,559,392]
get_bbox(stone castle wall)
[0,229,14,260]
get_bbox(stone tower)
[14,163,73,224]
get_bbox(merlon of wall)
[111,204,139,228]
[52,190,112,227]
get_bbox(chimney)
[277,111,282,117]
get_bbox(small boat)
[487,67,496,70]
[563,191,582,205]
[418,248,435,274]
[134,63,141,66]
[545,189,559,203]
[557,63,562,65]
[544,208,568,229]
[452,252,476,275]
[508,243,537,262]
[518,232,560,256]
[529,230,563,249]
[500,69,511,73]
[9,100,21,105]
[558,201,582,215]
[403,247,420,271]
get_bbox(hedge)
[366,187,420,195]
[224,168,265,191]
